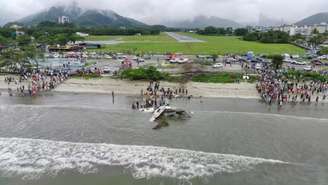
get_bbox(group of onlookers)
[4,70,69,96]
[132,81,191,110]
[257,69,327,105]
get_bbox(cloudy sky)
[0,0,327,25]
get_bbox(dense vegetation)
[0,23,86,47]
[283,69,328,82]
[0,21,167,47]
[196,26,249,37]
[234,28,249,36]
[196,26,233,35]
[120,66,168,81]
[0,38,43,72]
[119,67,259,83]
[0,25,45,72]
[243,31,290,43]
[180,26,293,44]
[319,47,328,55]
[270,55,284,70]
[27,21,162,36]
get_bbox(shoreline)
[1,76,327,103]
[0,75,258,99]
[52,77,259,99]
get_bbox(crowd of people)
[257,69,328,105]
[131,81,191,110]
[4,70,69,96]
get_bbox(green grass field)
[86,33,175,43]
[87,32,305,55]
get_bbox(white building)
[15,31,25,36]
[273,23,328,36]
[58,16,70,24]
[313,23,328,34]
[10,24,23,30]
[76,32,89,37]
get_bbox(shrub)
[120,66,165,81]
[283,70,328,82]
[74,72,102,80]
[192,72,241,83]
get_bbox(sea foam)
[0,137,286,180]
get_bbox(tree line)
[0,21,177,47]
[243,31,290,43]
[196,26,291,43]
[196,26,249,36]
[27,21,164,36]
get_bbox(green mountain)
[17,4,147,28]
[295,12,328,26]
[163,15,241,28]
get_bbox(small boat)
[149,105,190,122]
[150,106,169,122]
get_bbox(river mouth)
[0,93,327,184]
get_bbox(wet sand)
[2,76,327,103]
[53,77,259,99]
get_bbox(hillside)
[17,4,147,28]
[163,15,241,28]
[295,12,328,26]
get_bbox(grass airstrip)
[87,32,305,55]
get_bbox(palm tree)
[211,54,218,62]
[271,55,284,70]
[309,35,325,49]
[23,43,44,71]
[0,48,24,72]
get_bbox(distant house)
[313,23,328,34]
[15,31,25,36]
[78,43,101,49]
[76,32,89,37]
[58,16,70,24]
[0,44,6,52]
[48,45,83,52]
[272,23,328,36]
[10,24,23,30]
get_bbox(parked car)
[303,65,313,71]
[136,58,145,63]
[294,61,307,65]
[212,63,224,68]
[291,55,300,59]
[255,63,262,70]
[170,58,189,64]
[103,66,111,73]
[311,60,322,66]
[143,55,151,60]
[103,54,112,59]
[318,55,328,60]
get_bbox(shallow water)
[0,93,327,185]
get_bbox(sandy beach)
[51,77,259,99]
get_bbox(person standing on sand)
[136,101,139,109]
[112,91,115,104]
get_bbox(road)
[165,32,204,43]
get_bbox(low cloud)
[0,0,327,25]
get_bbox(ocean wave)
[0,104,129,114]
[196,110,328,122]
[0,137,286,180]
[1,104,327,121]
